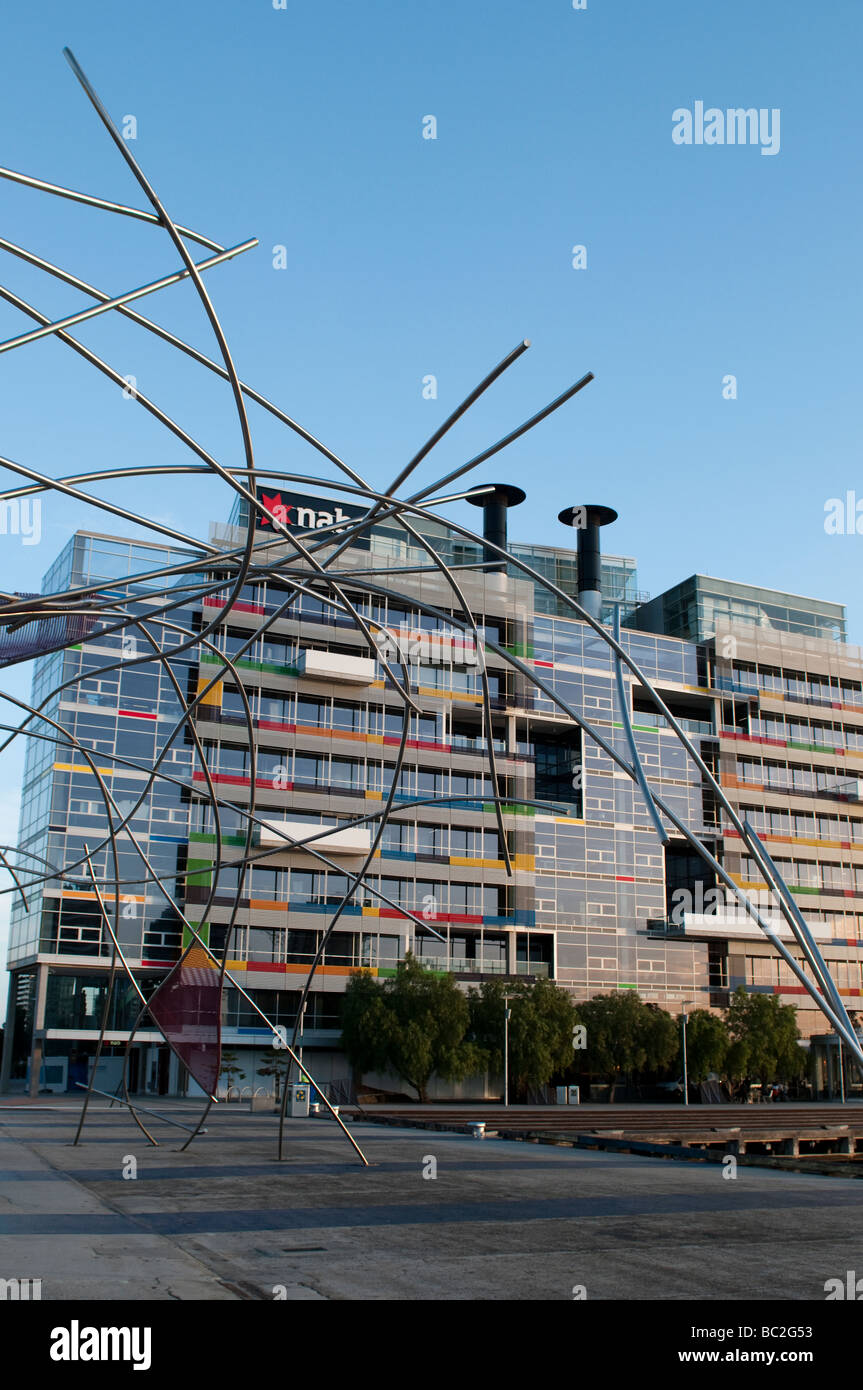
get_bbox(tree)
[467,977,576,1099]
[257,1049,291,1101]
[726,988,807,1086]
[573,993,677,1099]
[219,1049,245,1098]
[341,953,481,1102]
[675,1009,730,1084]
[340,967,395,1082]
[725,987,806,1087]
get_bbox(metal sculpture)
[0,49,859,1162]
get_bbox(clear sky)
[0,0,861,1010]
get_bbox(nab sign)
[255,489,370,549]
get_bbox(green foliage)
[467,977,577,1098]
[257,1049,291,1101]
[340,953,481,1101]
[573,993,678,1084]
[219,1049,246,1092]
[641,1001,679,1073]
[339,969,391,1076]
[675,1009,730,1083]
[725,987,806,1085]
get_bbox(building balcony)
[297,649,377,685]
[411,957,549,979]
[258,819,372,855]
[649,911,831,944]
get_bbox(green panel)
[185,858,214,889]
[189,831,247,847]
[183,921,209,949]
[200,651,299,678]
[378,965,446,978]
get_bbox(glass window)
[416,824,445,856]
[332,701,363,732]
[252,867,280,900]
[297,697,326,726]
[218,745,248,775]
[289,871,317,903]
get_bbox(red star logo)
[260,492,292,527]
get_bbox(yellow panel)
[197,677,223,708]
[54,762,116,776]
[450,856,505,869]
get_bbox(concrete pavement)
[0,1099,860,1300]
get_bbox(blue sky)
[0,0,861,1007]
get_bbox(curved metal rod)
[269,365,536,1154]
[1,54,854,1149]
[272,357,535,1096]
[7,440,850,1073]
[63,606,374,1158]
[86,692,370,1164]
[325,569,863,1059]
[60,42,265,761]
[3,575,853,1071]
[0,164,227,251]
[0,239,368,489]
[75,1083,205,1133]
[612,605,669,846]
[72,905,119,1145]
[0,239,257,355]
[0,281,420,711]
[0,583,447,932]
[323,339,531,569]
[74,847,155,1148]
[278,638,419,1157]
[0,682,161,1146]
[741,821,863,1065]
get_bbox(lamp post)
[503,994,513,1107]
[296,1000,308,1084]
[681,1001,696,1106]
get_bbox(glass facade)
[629,574,846,644]
[2,533,203,1088]
[3,513,863,1095]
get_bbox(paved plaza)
[0,1099,861,1301]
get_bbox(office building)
[2,493,862,1098]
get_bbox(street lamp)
[296,1000,308,1084]
[681,1001,697,1107]
[503,994,513,1107]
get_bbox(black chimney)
[467,483,526,573]
[558,504,618,620]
